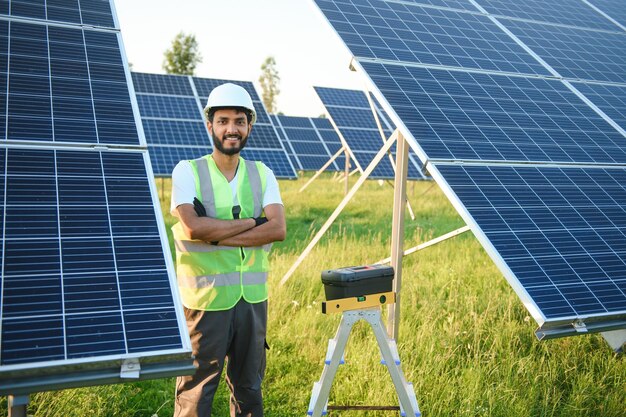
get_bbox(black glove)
[193,197,207,217]
[254,217,268,227]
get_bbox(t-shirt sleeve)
[262,164,283,208]
[170,160,197,216]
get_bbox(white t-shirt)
[170,158,283,216]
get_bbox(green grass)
[3,173,624,416]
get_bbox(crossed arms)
[176,203,286,247]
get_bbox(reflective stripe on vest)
[172,155,270,311]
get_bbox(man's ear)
[206,121,213,134]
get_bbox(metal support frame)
[8,395,29,417]
[364,89,416,221]
[280,130,399,286]
[601,329,626,353]
[376,226,471,265]
[387,132,409,340]
[307,308,420,417]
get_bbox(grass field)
[2,174,625,416]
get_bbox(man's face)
[207,108,252,156]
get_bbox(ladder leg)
[366,310,421,417]
[308,312,358,417]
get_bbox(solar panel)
[359,63,626,164]
[0,2,191,395]
[314,86,428,180]
[133,72,297,178]
[312,0,626,338]
[433,163,626,326]
[315,0,551,75]
[500,18,626,84]
[272,115,344,171]
[1,20,139,145]
[473,0,618,31]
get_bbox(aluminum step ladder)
[307,307,420,416]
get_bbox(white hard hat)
[204,83,257,124]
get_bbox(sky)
[115,0,365,117]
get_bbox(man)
[170,82,286,417]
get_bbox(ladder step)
[307,382,328,416]
[380,339,401,365]
[325,338,345,365]
[399,382,421,417]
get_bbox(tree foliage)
[162,32,202,75]
[258,56,280,113]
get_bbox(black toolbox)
[321,265,394,300]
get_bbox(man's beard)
[212,132,248,156]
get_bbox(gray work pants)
[174,299,268,417]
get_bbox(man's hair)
[207,106,253,124]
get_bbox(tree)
[162,32,202,75]
[258,56,280,113]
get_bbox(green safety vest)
[172,155,271,311]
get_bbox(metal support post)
[387,132,409,340]
[8,395,29,417]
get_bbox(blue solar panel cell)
[314,0,551,75]
[436,163,626,321]
[290,140,329,156]
[282,127,321,142]
[311,118,334,130]
[586,0,626,28]
[361,62,626,164]
[132,72,194,96]
[501,18,626,84]
[149,145,212,176]
[2,316,65,364]
[248,124,284,149]
[137,95,200,120]
[142,120,208,147]
[474,0,618,31]
[296,155,332,171]
[396,0,475,11]
[571,82,626,131]
[240,148,297,178]
[276,116,313,129]
[0,0,115,27]
[79,0,115,28]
